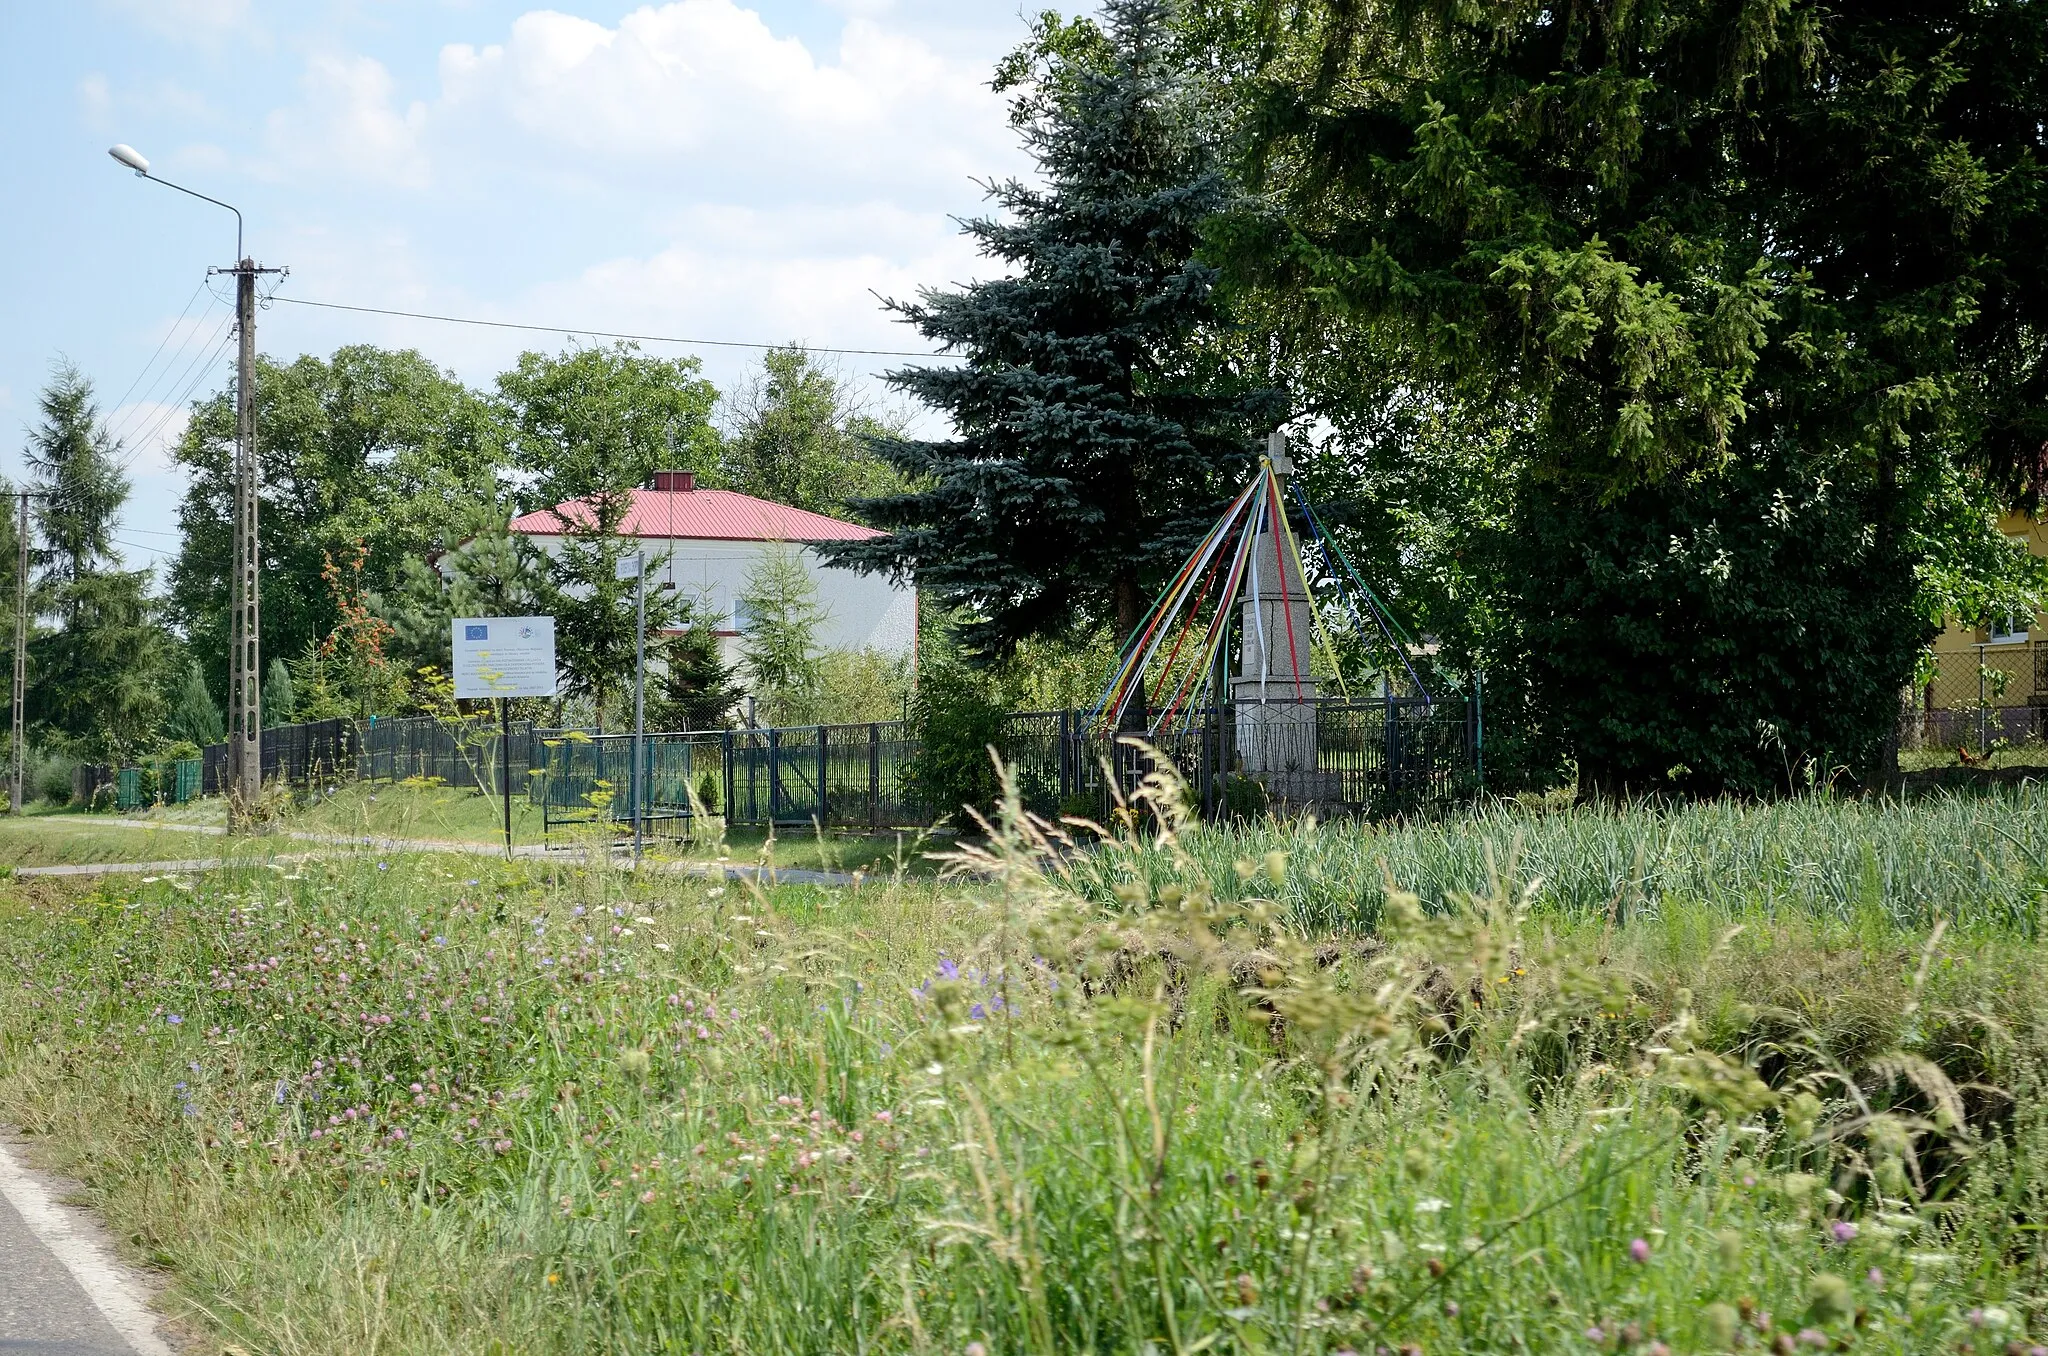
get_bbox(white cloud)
[248,0,1025,433]
[422,1,1015,194]
[265,53,429,188]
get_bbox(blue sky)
[0,0,1047,573]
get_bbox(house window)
[732,599,754,633]
[1988,609,2029,644]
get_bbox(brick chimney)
[652,470,695,491]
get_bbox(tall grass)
[1070,785,2048,935]
[0,778,2043,1354]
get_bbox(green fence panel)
[173,758,201,804]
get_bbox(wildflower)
[377,863,389,871]
[965,1345,987,1356]
[1830,1220,1857,1244]
[165,1014,183,1025]
[1585,1327,1605,1343]
[1442,1301,1459,1318]
[1866,1267,1883,1289]
[1796,1330,1828,1348]
[1413,1197,1448,1214]
[1629,1237,1651,1264]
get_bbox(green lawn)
[0,814,261,868]
[0,779,2042,1354]
[97,781,949,876]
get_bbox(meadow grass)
[0,779,2043,1354]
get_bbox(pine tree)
[820,0,1283,664]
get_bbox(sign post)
[452,617,558,856]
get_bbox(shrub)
[35,754,76,806]
[904,658,1007,823]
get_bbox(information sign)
[451,616,558,699]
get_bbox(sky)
[0,0,1051,575]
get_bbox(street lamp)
[108,142,275,827]
[107,144,245,262]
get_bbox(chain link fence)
[1906,640,2047,750]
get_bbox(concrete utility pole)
[108,144,283,830]
[11,490,31,814]
[225,257,274,825]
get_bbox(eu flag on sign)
[466,624,489,641]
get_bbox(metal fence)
[76,757,205,810]
[525,695,1481,833]
[79,693,1483,830]
[201,718,356,795]
[1907,639,2047,749]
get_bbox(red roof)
[510,488,882,544]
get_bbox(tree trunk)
[1113,573,1147,730]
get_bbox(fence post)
[817,725,830,828]
[767,727,782,824]
[869,722,881,829]
[722,729,735,826]
[1383,684,1400,803]
[1057,710,1071,804]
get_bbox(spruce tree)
[736,549,826,726]
[261,658,296,727]
[821,0,1283,665]
[650,599,743,732]
[167,663,226,746]
[23,363,171,761]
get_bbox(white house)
[509,470,916,665]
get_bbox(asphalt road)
[0,1139,173,1356]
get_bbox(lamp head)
[107,144,150,175]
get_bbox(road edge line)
[0,1135,177,1355]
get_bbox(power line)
[103,278,213,429]
[105,296,231,453]
[110,307,235,466]
[270,295,959,360]
[118,323,238,471]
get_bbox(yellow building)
[1915,513,2048,747]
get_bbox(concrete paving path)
[0,1137,175,1355]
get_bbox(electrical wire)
[102,278,213,436]
[118,323,238,471]
[269,295,960,360]
[110,306,236,468]
[105,297,232,456]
